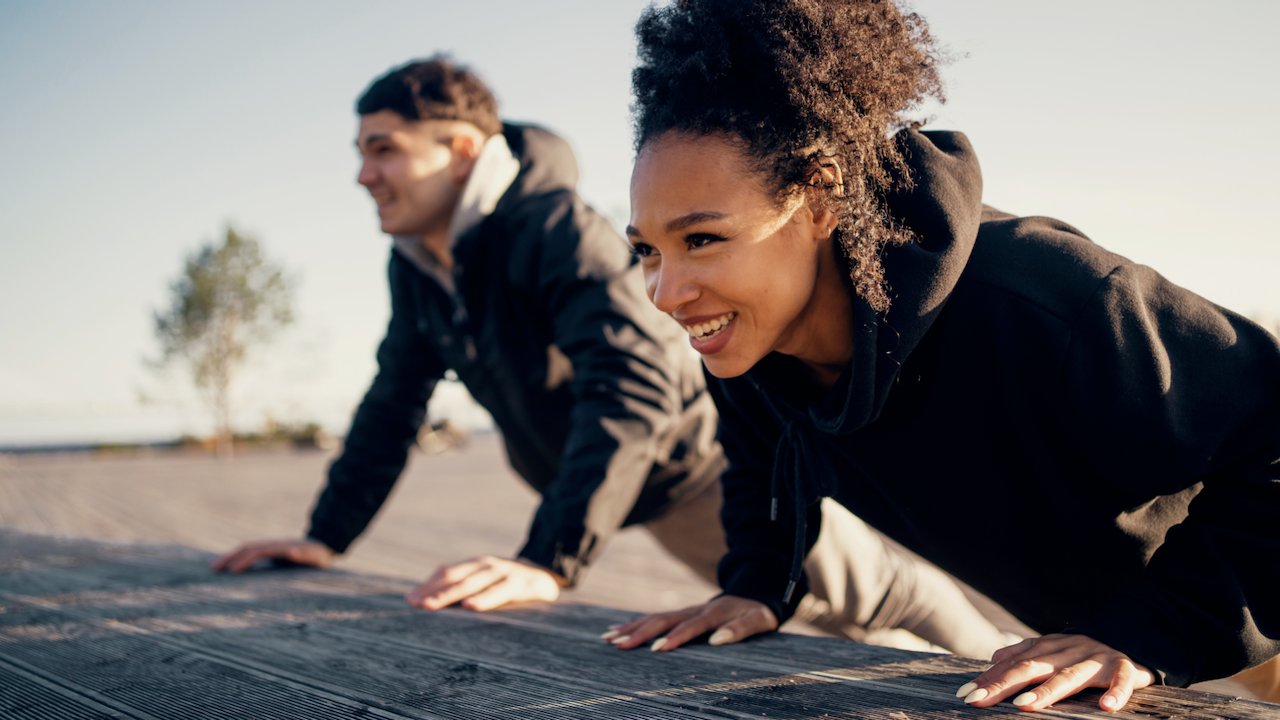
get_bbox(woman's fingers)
[962,654,1064,706]
[1003,657,1106,711]
[666,599,777,651]
[989,635,1038,664]
[605,610,695,649]
[608,596,778,653]
[1100,657,1151,712]
[956,634,1154,712]
[648,609,730,651]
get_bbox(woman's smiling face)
[628,132,852,380]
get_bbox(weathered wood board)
[2,531,1275,719]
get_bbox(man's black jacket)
[307,124,721,584]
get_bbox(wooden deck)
[3,531,1277,719]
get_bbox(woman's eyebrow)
[667,211,726,231]
[627,211,729,239]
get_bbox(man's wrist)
[515,556,569,587]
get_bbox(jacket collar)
[392,133,520,292]
[749,127,984,436]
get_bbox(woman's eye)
[687,233,723,249]
[629,242,656,258]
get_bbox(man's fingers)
[210,549,238,573]
[213,540,331,574]
[461,579,515,612]
[226,546,272,573]
[412,567,501,610]
[459,567,559,612]
[408,559,491,607]
[212,546,261,573]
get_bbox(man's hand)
[211,538,335,573]
[957,633,1155,713]
[406,556,562,612]
[601,595,778,652]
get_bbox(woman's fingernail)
[610,635,631,645]
[955,682,977,698]
[1013,692,1037,706]
[708,629,735,646]
[1101,695,1118,710]
[963,688,989,704]
[600,630,620,641]
[650,637,668,652]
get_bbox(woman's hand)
[957,633,1154,713]
[602,595,777,652]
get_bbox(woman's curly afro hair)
[632,0,944,313]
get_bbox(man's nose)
[356,160,377,187]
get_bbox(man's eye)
[687,233,724,249]
[629,243,656,258]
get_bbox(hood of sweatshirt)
[749,128,984,436]
[499,122,580,201]
[740,128,985,606]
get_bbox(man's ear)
[450,132,483,181]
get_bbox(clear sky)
[2,1,1277,445]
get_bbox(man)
[213,56,1011,657]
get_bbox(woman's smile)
[627,132,854,380]
[680,311,737,353]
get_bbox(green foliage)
[153,226,295,453]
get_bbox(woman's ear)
[807,158,844,197]
[805,157,843,240]
[809,203,839,241]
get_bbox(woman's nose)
[647,258,699,315]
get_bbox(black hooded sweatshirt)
[713,128,1280,686]
[307,124,721,585]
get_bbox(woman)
[608,0,1280,713]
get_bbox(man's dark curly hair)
[632,0,944,313]
[357,54,502,138]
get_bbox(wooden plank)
[3,531,1278,719]
[0,439,718,614]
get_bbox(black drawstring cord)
[752,376,833,608]
[775,421,813,606]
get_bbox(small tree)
[154,226,294,455]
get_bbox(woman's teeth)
[687,312,735,340]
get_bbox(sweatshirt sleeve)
[514,196,691,585]
[709,373,816,624]
[306,253,445,554]
[1061,263,1280,686]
